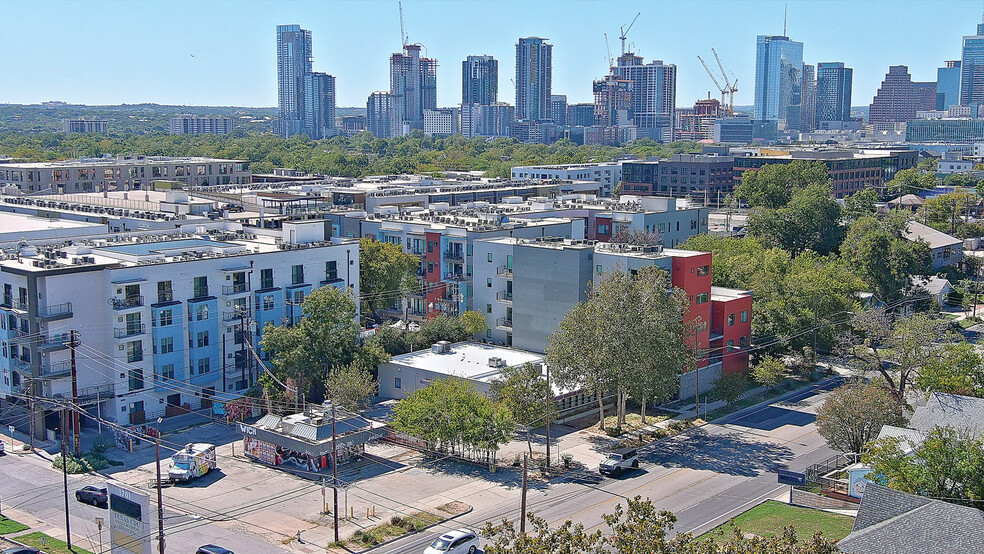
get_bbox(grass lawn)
[698,501,854,543]
[13,531,94,554]
[0,516,29,534]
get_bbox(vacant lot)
[700,500,854,542]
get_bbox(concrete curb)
[352,503,475,553]
[709,375,843,426]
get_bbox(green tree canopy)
[815,383,906,454]
[359,237,420,319]
[887,167,936,196]
[746,181,844,255]
[840,214,931,302]
[489,363,556,456]
[915,341,984,397]
[735,161,831,209]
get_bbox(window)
[697,265,709,277]
[193,276,208,298]
[195,304,208,321]
[260,269,273,289]
[394,377,402,390]
[263,295,275,310]
[128,368,144,391]
[695,293,709,304]
[741,310,749,323]
[160,337,174,354]
[197,358,210,374]
[487,303,492,314]
[740,336,748,348]
[196,331,209,348]
[161,364,175,380]
[728,314,735,327]
[158,310,173,327]
[726,339,735,350]
[487,253,493,263]
[126,341,143,363]
[597,264,603,275]
[325,261,338,280]
[487,278,492,288]
[291,265,304,285]
[157,281,172,303]
[486,330,492,338]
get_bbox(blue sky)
[1,0,979,109]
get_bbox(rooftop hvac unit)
[488,357,507,368]
[431,341,452,354]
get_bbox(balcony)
[222,283,249,295]
[76,383,115,404]
[111,296,144,310]
[496,317,513,330]
[497,266,513,277]
[496,291,513,303]
[38,302,73,321]
[443,272,466,282]
[222,310,248,322]
[114,324,146,338]
[8,299,29,313]
[443,250,465,262]
[42,360,72,378]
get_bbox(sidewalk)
[1,505,102,554]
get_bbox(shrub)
[561,452,574,468]
[605,426,623,437]
[390,516,403,526]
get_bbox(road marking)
[683,483,786,536]
[547,468,691,526]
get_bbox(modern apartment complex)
[367,92,401,139]
[511,162,623,197]
[62,119,108,134]
[0,221,359,436]
[937,61,962,110]
[0,156,250,194]
[461,55,498,106]
[276,24,336,139]
[612,53,677,141]
[620,155,736,200]
[168,116,235,136]
[390,44,439,132]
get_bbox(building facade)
[612,53,676,141]
[62,119,108,134]
[754,35,804,130]
[303,72,337,140]
[621,156,735,199]
[390,44,439,132]
[461,55,498,106]
[550,95,568,127]
[961,22,984,105]
[0,156,250,194]
[276,24,313,138]
[869,65,938,124]
[816,62,852,125]
[510,163,622,197]
[800,64,817,132]
[366,92,400,139]
[168,116,235,136]
[905,118,984,142]
[938,61,962,110]
[515,37,553,122]
[423,108,459,137]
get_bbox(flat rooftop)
[388,342,544,383]
[98,238,238,256]
[0,211,105,234]
[0,156,245,169]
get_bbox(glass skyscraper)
[753,35,804,130]
[515,37,553,122]
[276,24,313,138]
[815,62,853,124]
[961,22,984,105]
[462,55,498,106]
[390,44,439,132]
[938,61,961,110]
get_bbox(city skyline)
[0,0,979,109]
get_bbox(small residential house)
[910,275,954,306]
[904,221,963,270]
[909,392,984,439]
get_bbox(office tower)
[515,37,553,122]
[568,103,596,127]
[304,72,336,139]
[613,53,677,141]
[961,19,984,105]
[551,95,568,126]
[815,62,853,124]
[800,64,817,132]
[462,55,498,106]
[753,35,804,130]
[276,24,313,138]
[593,76,633,127]
[869,65,938,123]
[390,44,438,132]
[367,92,400,139]
[938,61,962,110]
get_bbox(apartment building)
[0,156,250,194]
[0,220,358,438]
[511,162,622,197]
[168,116,235,136]
[620,155,736,200]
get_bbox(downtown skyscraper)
[462,55,498,106]
[753,35,804,130]
[390,44,438,133]
[515,37,552,122]
[276,24,336,139]
[613,52,677,141]
[815,62,853,125]
[960,19,984,105]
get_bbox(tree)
[546,267,691,430]
[839,309,954,401]
[746,181,844,255]
[815,383,906,454]
[841,214,931,302]
[887,167,936,196]
[489,363,555,456]
[359,237,420,320]
[610,227,662,246]
[915,341,984,397]
[260,286,359,399]
[864,426,984,505]
[711,373,749,407]
[391,377,514,461]
[843,188,879,221]
[751,356,787,390]
[416,313,469,347]
[460,310,489,337]
[919,192,977,235]
[735,161,831,209]
[325,363,378,411]
[481,496,840,554]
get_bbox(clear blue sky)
[1,0,980,109]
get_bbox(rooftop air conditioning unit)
[488,357,507,368]
[431,340,452,354]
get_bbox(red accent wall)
[711,294,753,374]
[595,216,612,242]
[670,253,712,369]
[424,231,444,317]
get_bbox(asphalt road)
[382,378,841,553]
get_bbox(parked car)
[75,485,108,508]
[599,447,639,477]
[424,528,480,554]
[0,439,6,455]
[196,546,234,554]
[3,547,41,554]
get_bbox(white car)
[424,528,480,554]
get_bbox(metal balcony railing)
[115,324,146,338]
[223,310,247,322]
[497,266,513,277]
[496,291,513,302]
[443,250,465,262]
[496,317,513,329]
[222,283,248,295]
[111,296,144,310]
[38,302,73,319]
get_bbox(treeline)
[0,130,699,179]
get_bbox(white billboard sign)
[107,480,152,554]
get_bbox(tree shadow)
[644,428,795,477]
[417,455,550,491]
[723,406,817,431]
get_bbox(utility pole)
[60,408,72,552]
[70,329,81,457]
[519,454,528,534]
[331,403,339,543]
[155,429,165,554]
[694,323,701,419]
[28,378,35,451]
[544,364,551,472]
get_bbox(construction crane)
[604,33,614,72]
[712,48,738,115]
[398,0,409,47]
[697,51,738,115]
[619,12,641,55]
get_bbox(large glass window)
[193,276,208,298]
[291,265,304,285]
[157,281,172,303]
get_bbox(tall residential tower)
[960,19,984,105]
[515,37,553,122]
[815,62,853,125]
[276,24,313,138]
[462,55,498,106]
[612,53,677,141]
[390,44,439,133]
